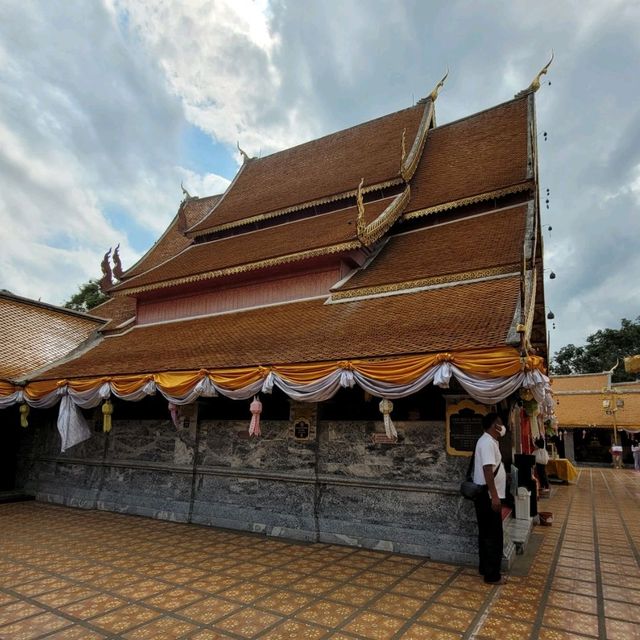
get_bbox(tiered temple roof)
[14,86,548,388]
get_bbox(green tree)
[64,280,108,312]
[551,317,640,382]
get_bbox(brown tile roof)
[37,276,520,380]
[89,296,137,331]
[122,195,221,280]
[405,97,530,215]
[188,105,425,235]
[0,292,104,380]
[112,198,395,294]
[337,204,528,294]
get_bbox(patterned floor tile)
[327,584,379,606]
[255,590,314,615]
[216,583,274,604]
[0,602,45,626]
[476,614,533,640]
[543,606,599,637]
[59,593,127,619]
[605,617,640,640]
[190,575,240,594]
[340,611,405,640]
[34,585,99,607]
[143,586,205,610]
[10,576,72,597]
[489,597,538,622]
[549,590,598,615]
[89,604,160,633]
[370,593,423,618]
[0,612,71,639]
[176,596,242,624]
[185,628,237,639]
[351,572,398,589]
[122,616,198,639]
[418,603,476,632]
[391,578,439,599]
[259,619,327,639]
[602,584,640,604]
[214,607,282,637]
[538,628,596,640]
[436,587,487,610]
[292,576,341,595]
[44,626,107,639]
[400,623,463,640]
[295,601,357,627]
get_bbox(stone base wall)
[14,411,480,565]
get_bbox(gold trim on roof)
[358,185,411,247]
[401,100,434,182]
[190,178,405,237]
[402,182,534,221]
[114,241,361,296]
[356,178,366,239]
[331,264,518,301]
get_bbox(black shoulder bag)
[460,453,501,500]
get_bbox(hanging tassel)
[379,398,397,440]
[19,403,29,428]
[102,399,113,433]
[249,396,262,437]
[168,402,180,428]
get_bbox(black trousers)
[536,463,549,489]
[474,490,503,583]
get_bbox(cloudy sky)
[1,0,638,358]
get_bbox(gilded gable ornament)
[516,51,554,97]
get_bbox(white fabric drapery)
[4,364,553,453]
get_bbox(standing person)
[473,412,508,585]
[534,437,550,493]
[631,438,640,472]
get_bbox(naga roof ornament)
[237,141,252,163]
[428,68,449,101]
[516,51,554,97]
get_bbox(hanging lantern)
[379,398,397,439]
[168,402,180,428]
[249,396,262,437]
[19,403,29,428]
[102,399,113,432]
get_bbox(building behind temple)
[1,70,554,565]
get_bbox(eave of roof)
[35,275,521,380]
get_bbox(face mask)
[496,425,507,437]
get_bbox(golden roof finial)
[356,178,366,239]
[237,141,251,163]
[520,51,554,95]
[428,68,449,101]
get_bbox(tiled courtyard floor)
[0,468,638,640]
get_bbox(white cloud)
[1,0,639,355]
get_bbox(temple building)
[1,72,554,565]
[553,372,640,464]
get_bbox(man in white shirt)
[473,412,507,584]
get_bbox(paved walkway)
[0,468,638,639]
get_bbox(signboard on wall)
[446,399,490,456]
[288,402,317,441]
